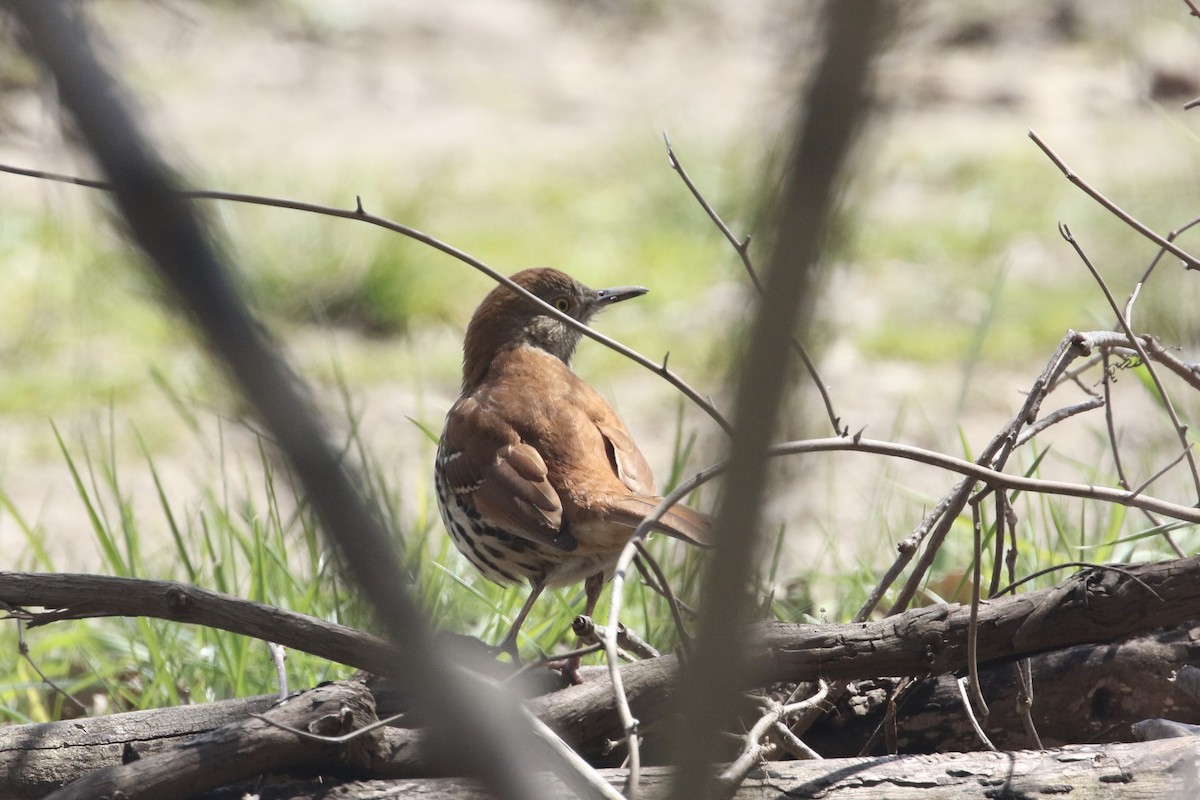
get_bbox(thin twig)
[1014,658,1044,750]
[663,133,844,436]
[857,488,960,621]
[993,561,1163,600]
[1005,501,1019,587]
[1014,396,1104,447]
[16,618,88,714]
[633,540,692,655]
[1140,335,1200,392]
[987,490,1007,598]
[249,710,407,743]
[1060,223,1200,505]
[506,642,606,681]
[1029,130,1200,269]
[855,676,917,757]
[1126,214,1200,321]
[956,676,997,751]
[603,526,647,796]
[631,556,698,620]
[1101,350,1131,490]
[573,616,658,661]
[267,642,288,700]
[966,500,989,719]
[613,434,1200,566]
[770,721,822,760]
[715,681,830,797]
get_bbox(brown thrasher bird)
[435,268,710,669]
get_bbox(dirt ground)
[3,1,1200,598]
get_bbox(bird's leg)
[559,572,605,685]
[495,580,545,663]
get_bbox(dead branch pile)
[6,1,1200,799]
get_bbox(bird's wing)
[595,422,657,496]
[594,420,711,547]
[440,398,574,551]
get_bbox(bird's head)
[461,268,647,389]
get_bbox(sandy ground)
[3,1,1200,602]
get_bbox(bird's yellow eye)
[553,297,571,312]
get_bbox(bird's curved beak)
[595,285,649,306]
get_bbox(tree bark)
[0,695,276,800]
[806,623,1200,757]
[37,680,381,800]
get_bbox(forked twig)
[663,133,845,436]
[1060,223,1200,511]
[715,681,830,797]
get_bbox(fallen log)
[187,738,1200,800]
[5,558,1200,796]
[0,694,276,800]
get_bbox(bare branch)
[715,681,831,797]
[663,134,844,436]
[1029,130,1200,268]
[0,162,731,435]
[1060,223,1200,514]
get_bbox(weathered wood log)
[0,572,559,690]
[9,625,1191,797]
[38,680,381,800]
[15,678,1198,799]
[5,557,1200,795]
[516,557,1200,756]
[188,738,1200,800]
[6,555,1200,700]
[0,695,277,800]
[807,622,1200,756]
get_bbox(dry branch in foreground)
[8,671,1198,800]
[6,556,1200,796]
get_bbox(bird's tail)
[610,495,713,547]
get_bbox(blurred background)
[2,0,1200,632]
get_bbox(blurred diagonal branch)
[667,3,897,799]
[3,2,582,798]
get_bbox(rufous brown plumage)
[434,268,710,675]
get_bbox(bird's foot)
[488,629,523,664]
[542,655,584,685]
